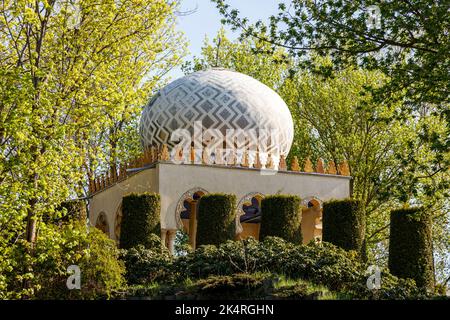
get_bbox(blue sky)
[170,0,280,79]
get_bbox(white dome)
[139,68,294,156]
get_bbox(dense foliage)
[213,0,449,193]
[0,0,186,299]
[120,193,161,249]
[389,207,435,291]
[119,235,171,285]
[196,193,237,246]
[47,200,87,225]
[260,195,302,244]
[0,222,125,299]
[185,29,449,287]
[323,199,365,258]
[1,0,448,299]
[125,237,423,300]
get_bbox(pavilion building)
[88,68,351,254]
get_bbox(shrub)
[75,228,127,299]
[175,237,354,286]
[388,207,435,291]
[174,229,191,256]
[259,195,302,244]
[196,193,236,246]
[173,237,421,299]
[322,199,365,256]
[353,273,422,300]
[120,235,172,285]
[120,193,161,249]
[3,222,126,299]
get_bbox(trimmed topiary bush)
[196,193,236,246]
[322,199,365,256]
[388,207,434,291]
[119,192,161,249]
[259,195,302,244]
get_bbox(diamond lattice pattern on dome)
[139,68,294,156]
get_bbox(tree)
[211,0,449,286]
[282,58,450,270]
[0,0,186,294]
[213,0,449,112]
[212,0,449,205]
[186,30,449,284]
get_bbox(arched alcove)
[95,212,110,236]
[114,202,123,241]
[236,192,264,240]
[301,196,323,244]
[175,187,208,249]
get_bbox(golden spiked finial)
[279,155,287,170]
[338,161,350,176]
[202,148,209,164]
[190,146,195,163]
[303,157,314,172]
[88,179,94,193]
[316,158,325,173]
[152,146,158,162]
[327,161,337,175]
[242,150,249,167]
[254,151,262,169]
[290,156,300,171]
[160,144,170,161]
[227,150,236,166]
[215,148,224,165]
[95,177,100,191]
[143,148,151,165]
[266,154,274,169]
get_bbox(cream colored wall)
[238,223,261,241]
[89,162,351,240]
[158,163,350,230]
[88,167,158,240]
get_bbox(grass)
[124,273,355,300]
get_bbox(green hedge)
[196,193,236,246]
[259,195,302,244]
[388,207,434,291]
[322,199,365,256]
[119,193,161,249]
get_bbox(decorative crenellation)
[89,145,351,195]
